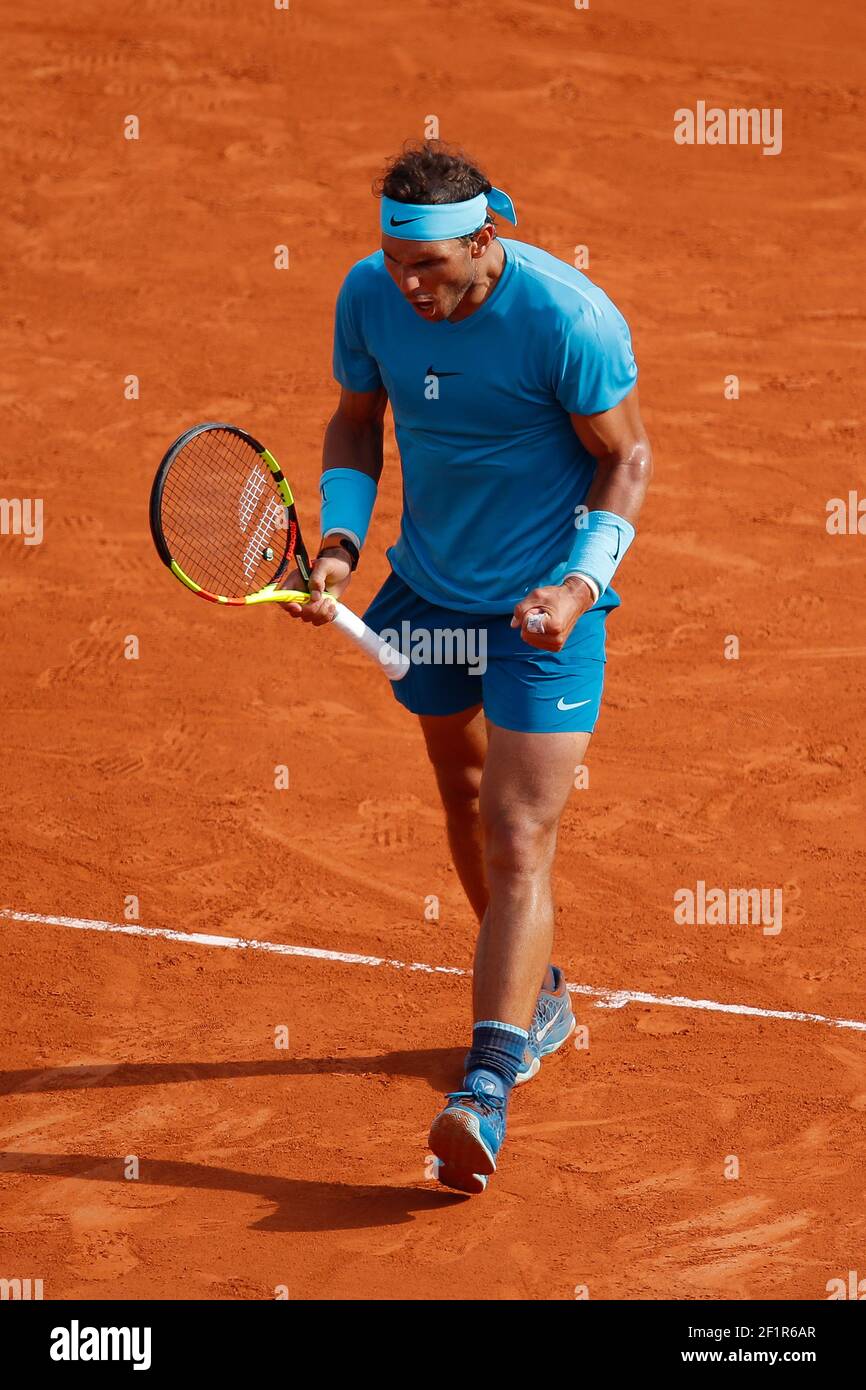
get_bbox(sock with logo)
[464,1019,528,1098]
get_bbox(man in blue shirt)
[284,142,652,1195]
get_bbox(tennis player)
[286,142,652,1195]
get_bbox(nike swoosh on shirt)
[556,697,592,711]
[426,364,462,377]
[390,215,423,226]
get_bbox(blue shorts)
[363,571,619,734]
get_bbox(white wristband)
[564,570,600,604]
[322,525,362,550]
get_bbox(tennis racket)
[149,422,408,679]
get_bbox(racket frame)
[149,421,312,606]
[150,421,410,680]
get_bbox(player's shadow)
[0,1047,465,1096]
[0,1151,465,1229]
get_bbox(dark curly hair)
[373,140,494,241]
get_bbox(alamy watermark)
[0,497,43,545]
[379,621,487,675]
[826,1270,866,1299]
[1,1276,43,1299]
[674,880,782,936]
[826,491,865,535]
[50,1322,152,1370]
[674,102,782,156]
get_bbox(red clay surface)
[1,1,865,1300]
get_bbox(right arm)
[322,384,388,482]
[283,385,388,624]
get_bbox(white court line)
[3,907,866,1033]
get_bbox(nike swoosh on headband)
[380,186,518,240]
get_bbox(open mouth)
[410,297,435,316]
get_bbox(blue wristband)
[319,468,378,550]
[565,509,635,597]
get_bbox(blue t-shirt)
[332,237,638,614]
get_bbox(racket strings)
[160,429,296,599]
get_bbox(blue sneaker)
[515,965,575,1085]
[431,1160,489,1197]
[461,968,576,1087]
[428,1078,507,1195]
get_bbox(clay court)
[1,0,864,1301]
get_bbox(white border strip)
[3,907,866,1032]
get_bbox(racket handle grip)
[331,603,410,682]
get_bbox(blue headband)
[380,186,517,241]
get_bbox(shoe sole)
[514,1010,576,1086]
[428,1109,498,1178]
[436,1164,488,1196]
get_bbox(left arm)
[512,385,653,649]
